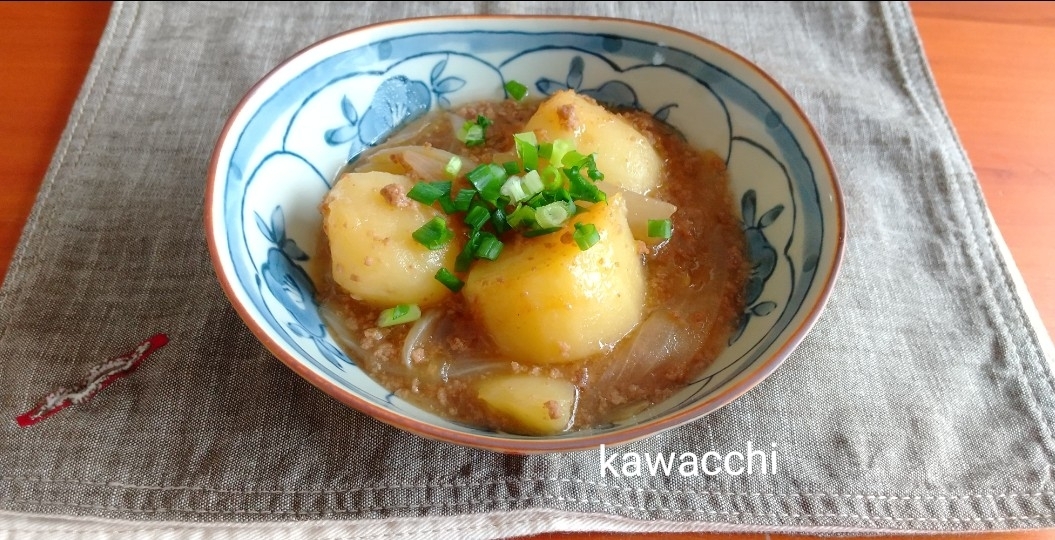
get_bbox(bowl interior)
[207,16,843,452]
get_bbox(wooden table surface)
[1,2,1053,538]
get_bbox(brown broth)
[314,97,748,433]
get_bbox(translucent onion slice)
[595,181,677,242]
[319,303,370,361]
[400,308,442,368]
[354,145,477,181]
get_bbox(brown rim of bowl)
[205,14,846,454]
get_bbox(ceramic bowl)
[206,15,845,453]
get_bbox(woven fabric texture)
[1,2,1053,537]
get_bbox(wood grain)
[0,2,112,274]
[0,2,1052,538]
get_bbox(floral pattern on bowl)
[207,17,844,452]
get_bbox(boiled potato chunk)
[463,194,645,363]
[524,89,662,195]
[322,171,456,307]
[477,374,578,435]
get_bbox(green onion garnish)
[434,268,464,292]
[538,142,553,159]
[464,204,491,230]
[404,120,617,277]
[504,79,528,101]
[455,230,481,272]
[467,163,507,204]
[566,166,606,204]
[548,139,575,168]
[378,303,421,327]
[502,160,521,176]
[474,232,504,260]
[412,216,453,250]
[573,222,600,251]
[520,169,544,197]
[451,188,477,212]
[490,206,511,235]
[535,201,570,228]
[499,176,529,203]
[506,205,536,228]
[460,124,485,146]
[407,181,450,205]
[457,115,493,147]
[514,132,538,171]
[647,218,673,239]
[444,155,462,178]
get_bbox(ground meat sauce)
[314,97,748,432]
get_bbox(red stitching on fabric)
[15,333,169,427]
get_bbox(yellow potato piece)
[321,171,457,307]
[463,194,645,364]
[524,89,663,195]
[476,374,578,435]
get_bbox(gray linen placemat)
[2,1,1054,538]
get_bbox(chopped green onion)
[514,132,539,171]
[566,166,606,203]
[538,142,553,159]
[548,139,575,168]
[535,201,570,228]
[587,164,604,181]
[455,230,481,272]
[521,169,545,197]
[504,79,529,101]
[412,216,453,250]
[506,205,536,228]
[451,188,477,212]
[499,176,529,203]
[467,163,507,204]
[647,218,673,239]
[573,222,600,251]
[407,181,449,205]
[378,303,421,327]
[458,123,485,146]
[490,206,511,234]
[474,232,504,260]
[561,150,588,167]
[457,115,492,147]
[464,204,491,230]
[502,160,521,176]
[444,155,462,178]
[434,268,464,292]
[540,164,562,190]
[437,195,456,215]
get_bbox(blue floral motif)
[325,75,431,159]
[429,56,466,108]
[536,56,641,110]
[730,190,784,345]
[257,206,351,368]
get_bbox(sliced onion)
[447,112,468,138]
[595,181,677,242]
[401,309,442,368]
[594,308,703,388]
[354,145,476,180]
[319,303,370,361]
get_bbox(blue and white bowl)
[206,16,845,453]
